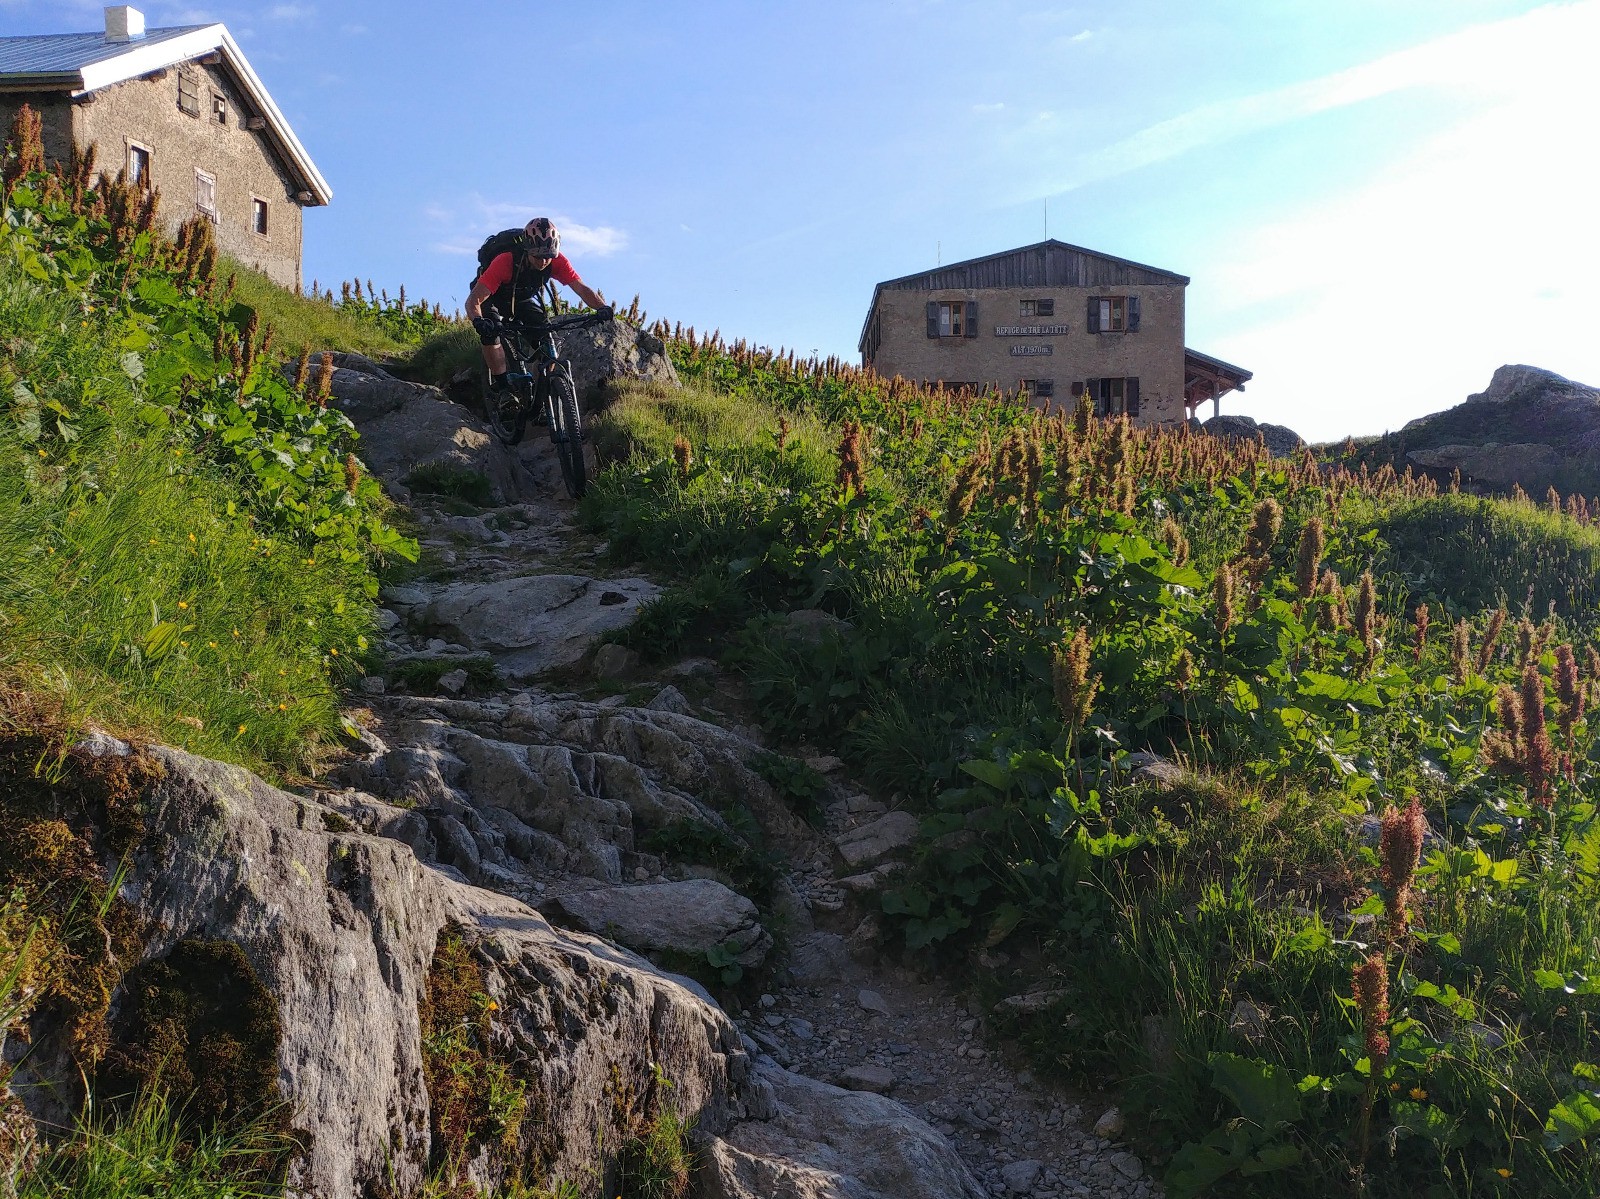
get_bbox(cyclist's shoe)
[489,373,511,394]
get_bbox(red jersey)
[476,250,580,294]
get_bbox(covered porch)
[1184,348,1253,421]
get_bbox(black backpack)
[473,227,526,307]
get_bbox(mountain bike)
[479,309,612,499]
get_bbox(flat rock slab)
[702,1062,987,1199]
[556,878,772,967]
[833,810,919,869]
[427,574,659,677]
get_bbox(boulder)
[836,1065,895,1095]
[320,365,534,503]
[558,319,679,405]
[1202,413,1305,458]
[832,811,919,869]
[783,609,854,645]
[1001,1158,1044,1193]
[426,574,660,677]
[12,737,760,1199]
[700,1062,987,1199]
[1406,442,1565,490]
[555,879,772,968]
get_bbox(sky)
[5,0,1600,442]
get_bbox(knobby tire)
[547,368,586,499]
[482,367,527,446]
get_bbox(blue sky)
[6,0,1599,441]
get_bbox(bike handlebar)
[481,309,615,336]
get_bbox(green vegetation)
[19,1090,295,1199]
[585,328,1600,1197]
[1,113,414,774]
[224,260,407,360]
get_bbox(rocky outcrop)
[321,356,536,503]
[1397,365,1600,492]
[1202,413,1305,458]
[700,1063,987,1199]
[556,879,773,968]
[10,735,759,1199]
[425,574,659,678]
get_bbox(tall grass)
[19,1091,293,1199]
[224,260,407,360]
[1,240,371,774]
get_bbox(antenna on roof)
[937,240,941,266]
[1044,198,1048,241]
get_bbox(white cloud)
[1041,1,1600,194]
[425,196,629,258]
[1202,41,1600,442]
[266,4,312,20]
[1068,30,1091,43]
[972,101,1005,114]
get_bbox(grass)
[408,326,484,389]
[0,253,374,776]
[224,258,408,360]
[19,1089,295,1199]
[1352,492,1600,622]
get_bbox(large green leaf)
[1545,1089,1600,1150]
[1210,1052,1303,1128]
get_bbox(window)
[195,169,217,221]
[177,70,200,116]
[926,300,978,339]
[128,143,151,188]
[212,92,228,124]
[251,197,268,235]
[1083,377,1142,417]
[1020,298,1055,318]
[1087,295,1142,333]
[1020,379,1055,399]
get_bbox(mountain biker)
[465,217,612,393]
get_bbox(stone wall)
[864,282,1187,425]
[70,61,305,288]
[0,94,78,168]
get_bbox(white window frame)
[250,196,269,236]
[1096,297,1127,333]
[177,69,200,116]
[195,168,218,222]
[127,140,152,189]
[212,91,228,125]
[937,300,964,338]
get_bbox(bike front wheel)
[482,370,527,446]
[545,368,587,499]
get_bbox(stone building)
[859,240,1250,425]
[0,6,331,289]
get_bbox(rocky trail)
[311,347,1161,1199]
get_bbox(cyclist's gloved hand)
[471,314,498,341]
[596,305,615,320]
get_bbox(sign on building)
[1010,344,1053,357]
[994,324,1071,337]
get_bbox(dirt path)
[375,435,1159,1198]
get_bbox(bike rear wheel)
[482,368,527,446]
[546,367,587,499]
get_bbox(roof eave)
[214,28,331,206]
[21,24,332,207]
[874,239,1191,290]
[0,73,83,91]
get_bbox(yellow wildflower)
[1409,1087,1427,1101]
[1496,1168,1512,1178]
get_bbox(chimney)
[104,7,146,42]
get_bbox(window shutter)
[1070,381,1084,401]
[1127,296,1142,332]
[926,301,939,339]
[1126,377,1141,418]
[1038,298,1054,317]
[964,301,979,338]
[1087,379,1101,415]
[1086,298,1100,333]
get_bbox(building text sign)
[994,324,1070,337]
[1010,344,1053,357]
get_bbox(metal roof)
[0,22,331,206]
[0,26,208,80]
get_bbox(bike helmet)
[523,217,560,259]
